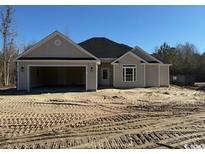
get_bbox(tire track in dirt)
[0,86,205,148]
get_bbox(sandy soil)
[0,85,205,149]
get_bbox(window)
[123,65,136,82]
[102,69,108,80]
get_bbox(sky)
[5,6,205,53]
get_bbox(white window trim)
[123,65,137,82]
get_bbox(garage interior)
[29,66,86,91]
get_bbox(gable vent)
[54,39,62,46]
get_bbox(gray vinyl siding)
[24,35,91,58]
[145,65,160,87]
[113,53,145,88]
[160,65,169,86]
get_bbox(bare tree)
[23,41,36,51]
[6,38,17,85]
[0,6,16,86]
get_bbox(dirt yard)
[0,85,205,149]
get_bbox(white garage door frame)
[27,64,88,92]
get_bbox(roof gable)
[16,31,99,61]
[112,47,163,64]
[112,51,147,64]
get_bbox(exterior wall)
[24,35,91,58]
[160,65,169,86]
[98,62,113,87]
[145,65,160,87]
[113,53,145,88]
[17,61,97,91]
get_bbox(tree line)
[153,42,205,82]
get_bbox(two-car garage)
[17,61,98,92]
[16,31,99,92]
[28,66,86,91]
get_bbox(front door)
[101,68,110,86]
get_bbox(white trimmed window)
[123,65,136,82]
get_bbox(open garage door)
[29,66,86,92]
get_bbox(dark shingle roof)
[18,57,95,60]
[131,47,161,63]
[78,37,132,58]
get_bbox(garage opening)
[29,66,86,92]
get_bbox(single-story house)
[15,31,171,92]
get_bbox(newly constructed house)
[15,31,171,92]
